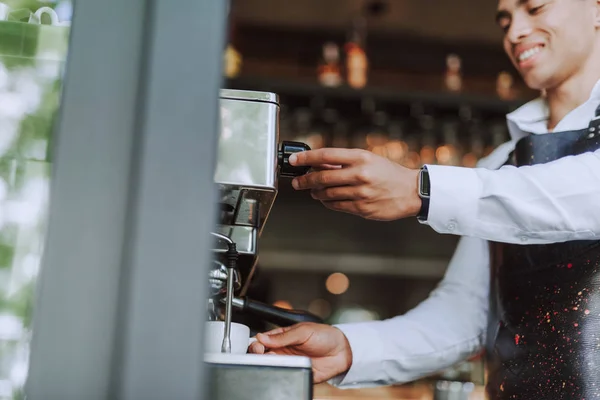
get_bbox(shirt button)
[447,221,457,231]
[520,236,528,242]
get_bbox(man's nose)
[507,12,533,43]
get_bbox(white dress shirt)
[425,82,600,245]
[330,80,600,389]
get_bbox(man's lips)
[514,43,545,64]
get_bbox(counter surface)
[313,383,487,400]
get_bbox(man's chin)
[521,71,552,92]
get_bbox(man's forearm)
[424,149,600,244]
[330,237,490,388]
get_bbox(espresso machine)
[204,89,323,400]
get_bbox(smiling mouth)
[516,45,544,63]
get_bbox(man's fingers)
[248,341,266,354]
[261,326,291,337]
[311,186,370,201]
[310,164,342,171]
[290,148,368,167]
[253,326,293,348]
[292,168,357,190]
[255,325,310,349]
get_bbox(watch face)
[420,170,431,197]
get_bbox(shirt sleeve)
[328,236,490,389]
[424,149,600,245]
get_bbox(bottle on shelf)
[496,71,516,100]
[345,16,369,89]
[318,42,343,88]
[346,43,368,89]
[444,53,463,92]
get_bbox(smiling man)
[250,0,600,398]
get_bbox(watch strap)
[417,167,430,221]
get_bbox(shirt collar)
[506,78,600,140]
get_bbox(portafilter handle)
[278,141,311,178]
[227,296,323,327]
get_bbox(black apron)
[485,105,600,400]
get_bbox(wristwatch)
[417,166,430,222]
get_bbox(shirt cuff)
[327,323,387,389]
[421,165,481,236]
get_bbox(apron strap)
[587,103,600,138]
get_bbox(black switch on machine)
[278,141,311,178]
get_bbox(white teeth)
[518,46,542,62]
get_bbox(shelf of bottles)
[224,5,524,170]
[276,94,511,169]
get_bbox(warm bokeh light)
[404,151,421,169]
[420,145,435,165]
[273,300,293,310]
[462,153,478,168]
[325,272,350,295]
[385,140,407,163]
[436,145,452,164]
[366,132,388,148]
[306,133,325,149]
[370,145,387,157]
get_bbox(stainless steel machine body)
[212,89,309,286]
[205,89,314,400]
[205,353,313,400]
[213,90,279,270]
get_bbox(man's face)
[496,0,598,90]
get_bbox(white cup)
[29,7,62,25]
[204,321,252,354]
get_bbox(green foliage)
[0,8,69,398]
[3,1,56,11]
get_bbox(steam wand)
[210,231,239,353]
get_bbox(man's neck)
[545,49,600,131]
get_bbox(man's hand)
[289,148,422,221]
[248,322,353,384]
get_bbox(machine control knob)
[278,141,311,178]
